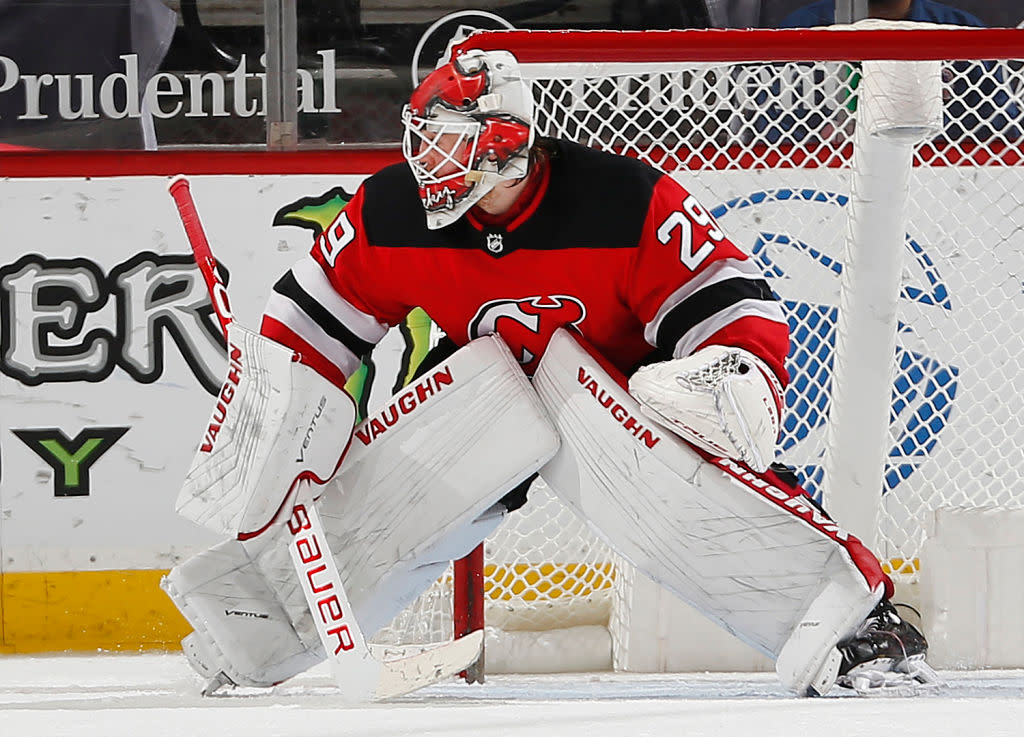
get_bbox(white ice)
[2,654,1023,737]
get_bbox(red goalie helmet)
[402,49,535,229]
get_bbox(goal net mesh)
[374,25,1024,667]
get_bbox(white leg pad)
[322,333,558,632]
[162,534,322,688]
[163,505,506,689]
[776,578,882,696]
[532,329,885,694]
[163,334,558,687]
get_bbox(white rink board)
[2,163,1021,578]
[0,174,371,572]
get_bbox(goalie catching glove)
[628,345,783,472]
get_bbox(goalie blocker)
[533,328,909,696]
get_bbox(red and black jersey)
[261,139,789,389]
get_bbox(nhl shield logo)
[486,233,504,253]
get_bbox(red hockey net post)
[453,544,485,681]
[379,25,1024,675]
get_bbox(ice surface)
[2,654,1023,737]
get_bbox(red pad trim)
[716,457,893,598]
[259,316,350,392]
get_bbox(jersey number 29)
[319,211,356,267]
[656,195,725,271]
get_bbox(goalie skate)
[837,600,941,696]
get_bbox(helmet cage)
[401,108,482,213]
[402,49,534,229]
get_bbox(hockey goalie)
[162,47,936,700]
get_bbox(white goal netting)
[375,24,1024,672]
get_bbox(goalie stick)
[167,174,483,702]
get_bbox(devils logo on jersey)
[469,295,586,373]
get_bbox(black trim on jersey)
[359,140,663,256]
[654,276,777,350]
[272,270,376,358]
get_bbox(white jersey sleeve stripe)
[671,298,788,359]
[290,256,389,345]
[264,290,364,379]
[643,257,767,347]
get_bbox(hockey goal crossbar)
[453,28,1024,63]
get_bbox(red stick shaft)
[168,175,233,340]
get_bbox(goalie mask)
[402,49,535,230]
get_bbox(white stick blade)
[372,631,483,701]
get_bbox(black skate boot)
[836,599,939,694]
